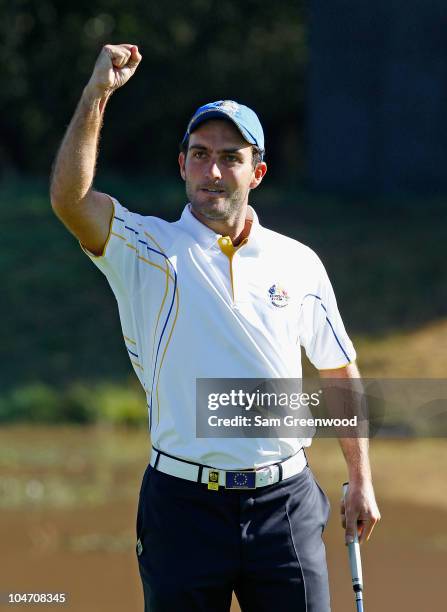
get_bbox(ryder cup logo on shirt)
[268,284,290,308]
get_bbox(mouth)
[200,188,226,196]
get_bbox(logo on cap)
[182,99,265,154]
[215,100,239,116]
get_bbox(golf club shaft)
[343,482,364,611]
[355,589,364,612]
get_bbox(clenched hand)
[85,44,142,99]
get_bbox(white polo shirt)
[82,196,356,469]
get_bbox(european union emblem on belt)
[225,471,256,489]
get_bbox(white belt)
[149,448,307,490]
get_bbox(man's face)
[178,119,266,223]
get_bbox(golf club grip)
[342,483,364,590]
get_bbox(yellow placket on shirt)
[217,236,248,303]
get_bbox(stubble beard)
[185,179,249,221]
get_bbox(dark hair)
[251,145,264,168]
[179,138,264,169]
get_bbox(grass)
[355,318,447,377]
[0,425,445,512]
[308,437,447,511]
[0,424,149,510]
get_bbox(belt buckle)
[225,470,257,489]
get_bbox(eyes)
[190,150,242,164]
[224,154,240,163]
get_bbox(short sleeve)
[80,195,144,297]
[80,196,154,388]
[299,258,356,370]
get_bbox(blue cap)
[182,100,265,156]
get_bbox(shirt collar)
[176,203,262,253]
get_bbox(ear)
[249,162,267,190]
[178,152,186,181]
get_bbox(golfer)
[50,44,380,612]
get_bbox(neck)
[190,205,253,245]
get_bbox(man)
[50,44,380,612]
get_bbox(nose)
[205,159,222,181]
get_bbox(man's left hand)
[341,480,381,544]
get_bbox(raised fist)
[86,44,142,97]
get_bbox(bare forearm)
[319,364,380,541]
[51,43,142,211]
[338,436,372,483]
[50,87,110,207]
[319,363,372,481]
[49,44,141,253]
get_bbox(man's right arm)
[50,44,142,256]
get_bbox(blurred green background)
[1,1,445,423]
[2,176,446,424]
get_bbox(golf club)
[342,482,364,612]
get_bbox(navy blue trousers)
[136,463,331,611]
